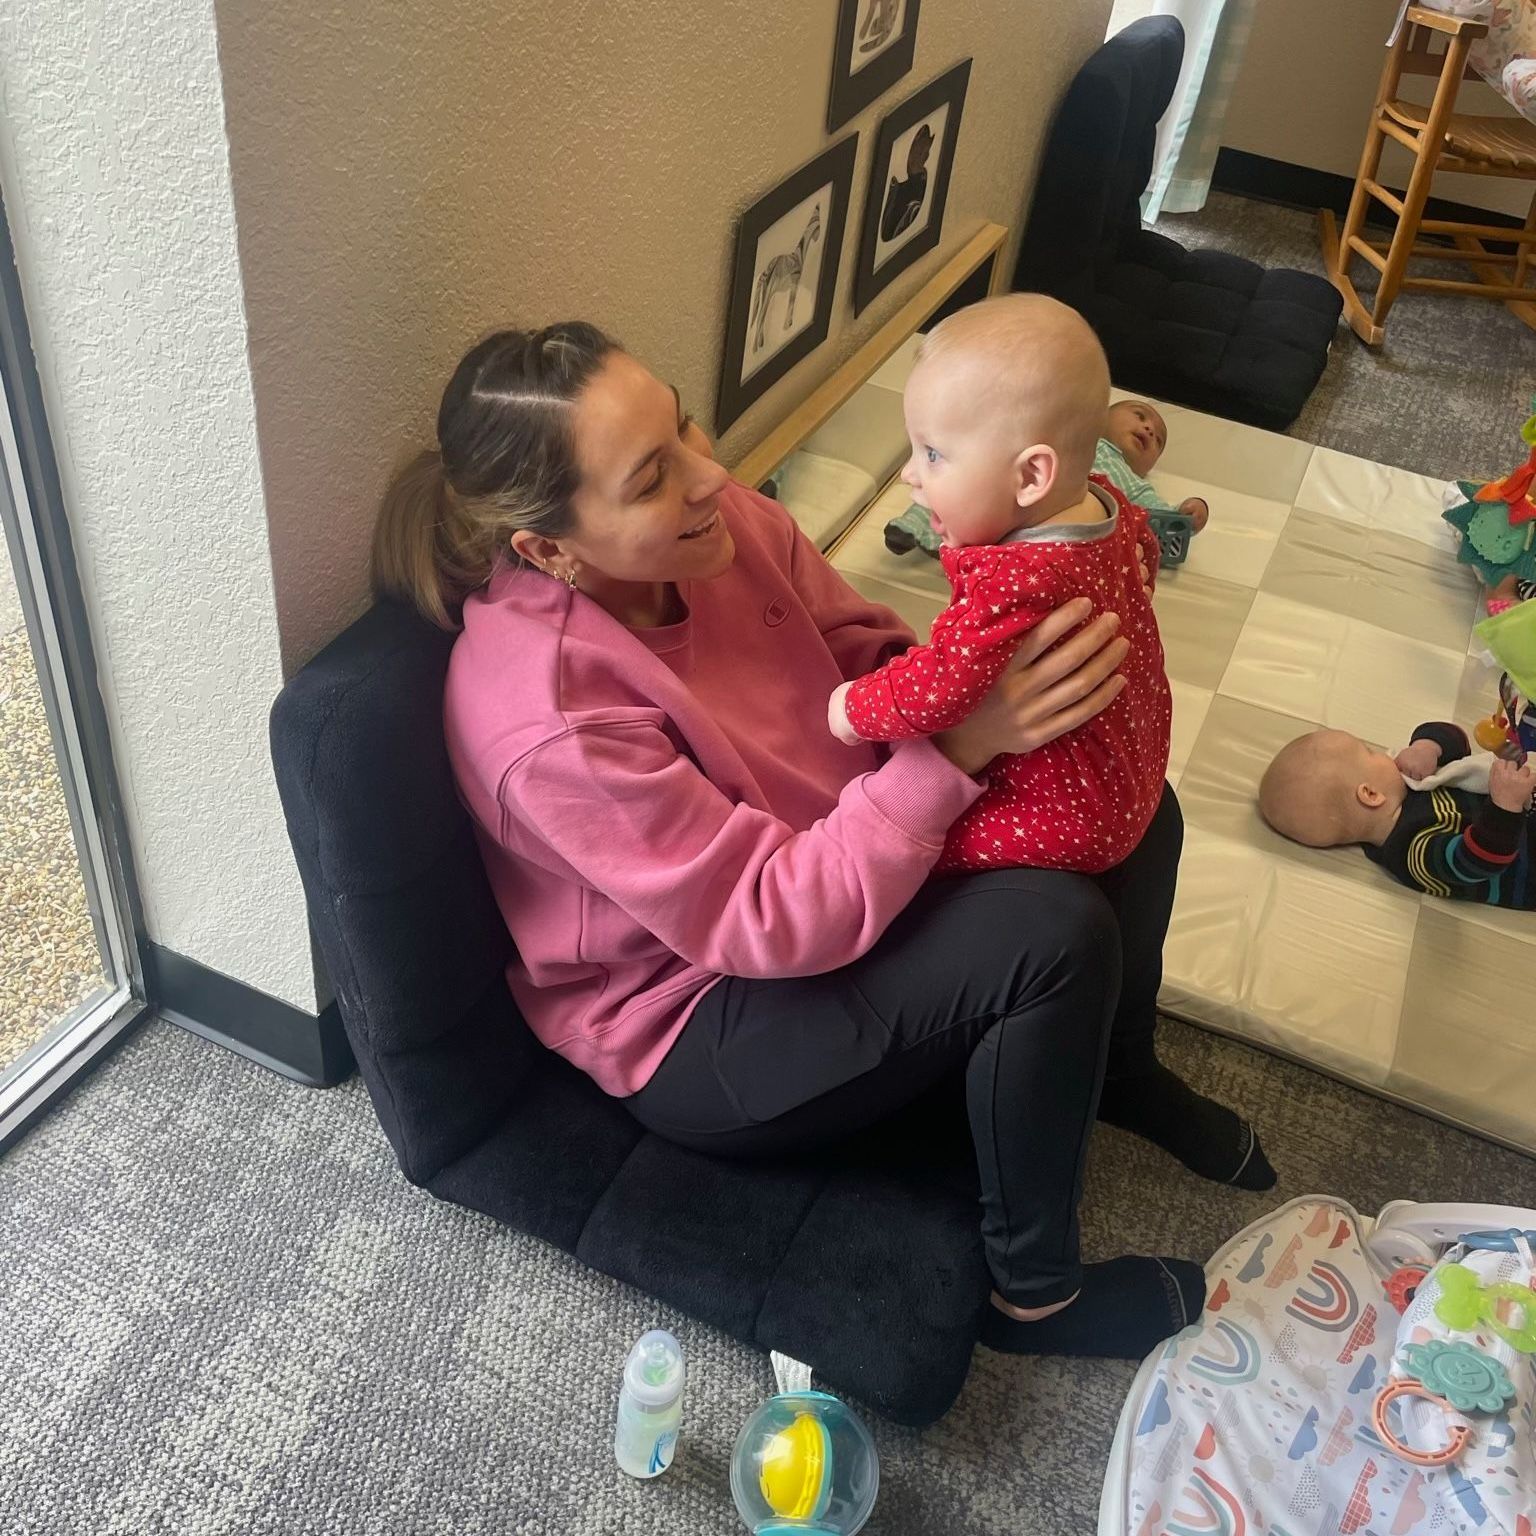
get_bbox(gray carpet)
[1166,190,1535,483]
[3,1016,1533,1535]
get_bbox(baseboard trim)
[1211,146,1525,234]
[146,943,353,1088]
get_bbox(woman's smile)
[679,508,722,540]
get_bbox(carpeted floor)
[3,1015,1533,1535]
[1165,190,1534,484]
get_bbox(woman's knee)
[914,871,1121,999]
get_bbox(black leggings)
[627,785,1183,1309]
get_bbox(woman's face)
[561,352,735,588]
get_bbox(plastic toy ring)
[1372,1379,1470,1467]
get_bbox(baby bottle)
[614,1328,685,1478]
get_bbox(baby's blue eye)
[924,446,940,464]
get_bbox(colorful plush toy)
[1443,395,1536,587]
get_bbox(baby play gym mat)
[826,393,1536,1157]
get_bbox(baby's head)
[1258,728,1407,848]
[901,293,1110,547]
[1105,399,1168,477]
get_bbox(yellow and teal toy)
[730,1391,879,1535]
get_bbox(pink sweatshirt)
[443,481,987,1096]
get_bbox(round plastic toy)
[730,1391,879,1535]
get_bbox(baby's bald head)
[1259,729,1405,848]
[915,294,1110,487]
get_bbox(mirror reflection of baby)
[1259,723,1536,906]
[831,293,1172,876]
[1097,400,1209,533]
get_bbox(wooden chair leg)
[1371,31,1472,327]
[1516,189,1536,290]
[1338,125,1388,281]
[1337,39,1404,283]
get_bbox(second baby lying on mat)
[1260,723,1535,907]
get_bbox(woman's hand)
[933,600,1130,776]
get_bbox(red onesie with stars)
[841,476,1171,875]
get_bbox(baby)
[884,393,1209,564]
[1259,723,1535,906]
[1097,400,1209,566]
[830,293,1171,876]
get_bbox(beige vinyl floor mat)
[828,398,1536,1155]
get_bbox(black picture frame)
[827,0,922,133]
[716,135,859,434]
[851,59,971,317]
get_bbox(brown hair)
[371,321,619,628]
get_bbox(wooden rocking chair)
[1319,4,1536,345]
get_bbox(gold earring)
[561,566,577,589]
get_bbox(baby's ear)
[1013,444,1058,508]
[1355,781,1387,810]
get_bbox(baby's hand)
[1394,739,1442,781]
[1178,496,1209,534]
[1489,755,1536,813]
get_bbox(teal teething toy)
[1401,1341,1516,1414]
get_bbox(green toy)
[1443,395,1536,587]
[1433,1261,1536,1354]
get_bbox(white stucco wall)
[0,0,316,1010]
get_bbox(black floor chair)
[1014,16,1342,432]
[270,598,991,1425]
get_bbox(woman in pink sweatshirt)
[372,322,1273,1362]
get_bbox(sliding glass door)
[0,188,148,1147]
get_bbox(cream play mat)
[826,400,1536,1155]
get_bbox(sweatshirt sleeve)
[500,718,985,979]
[1410,721,1471,766]
[1375,788,1524,898]
[841,563,1058,741]
[751,481,915,679]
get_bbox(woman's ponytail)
[370,322,619,629]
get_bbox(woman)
[372,322,1274,1361]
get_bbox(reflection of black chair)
[270,599,989,1426]
[1014,17,1342,432]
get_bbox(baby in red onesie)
[828,294,1171,875]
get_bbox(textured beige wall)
[1222,0,1531,218]
[214,0,1112,670]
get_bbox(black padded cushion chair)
[1014,16,1342,432]
[270,597,991,1426]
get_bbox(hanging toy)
[1444,395,1536,588]
[1473,593,1536,764]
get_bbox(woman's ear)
[1013,443,1060,510]
[1355,782,1387,810]
[511,529,562,571]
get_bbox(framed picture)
[716,136,859,433]
[851,59,971,317]
[827,0,922,133]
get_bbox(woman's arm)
[503,722,984,980]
